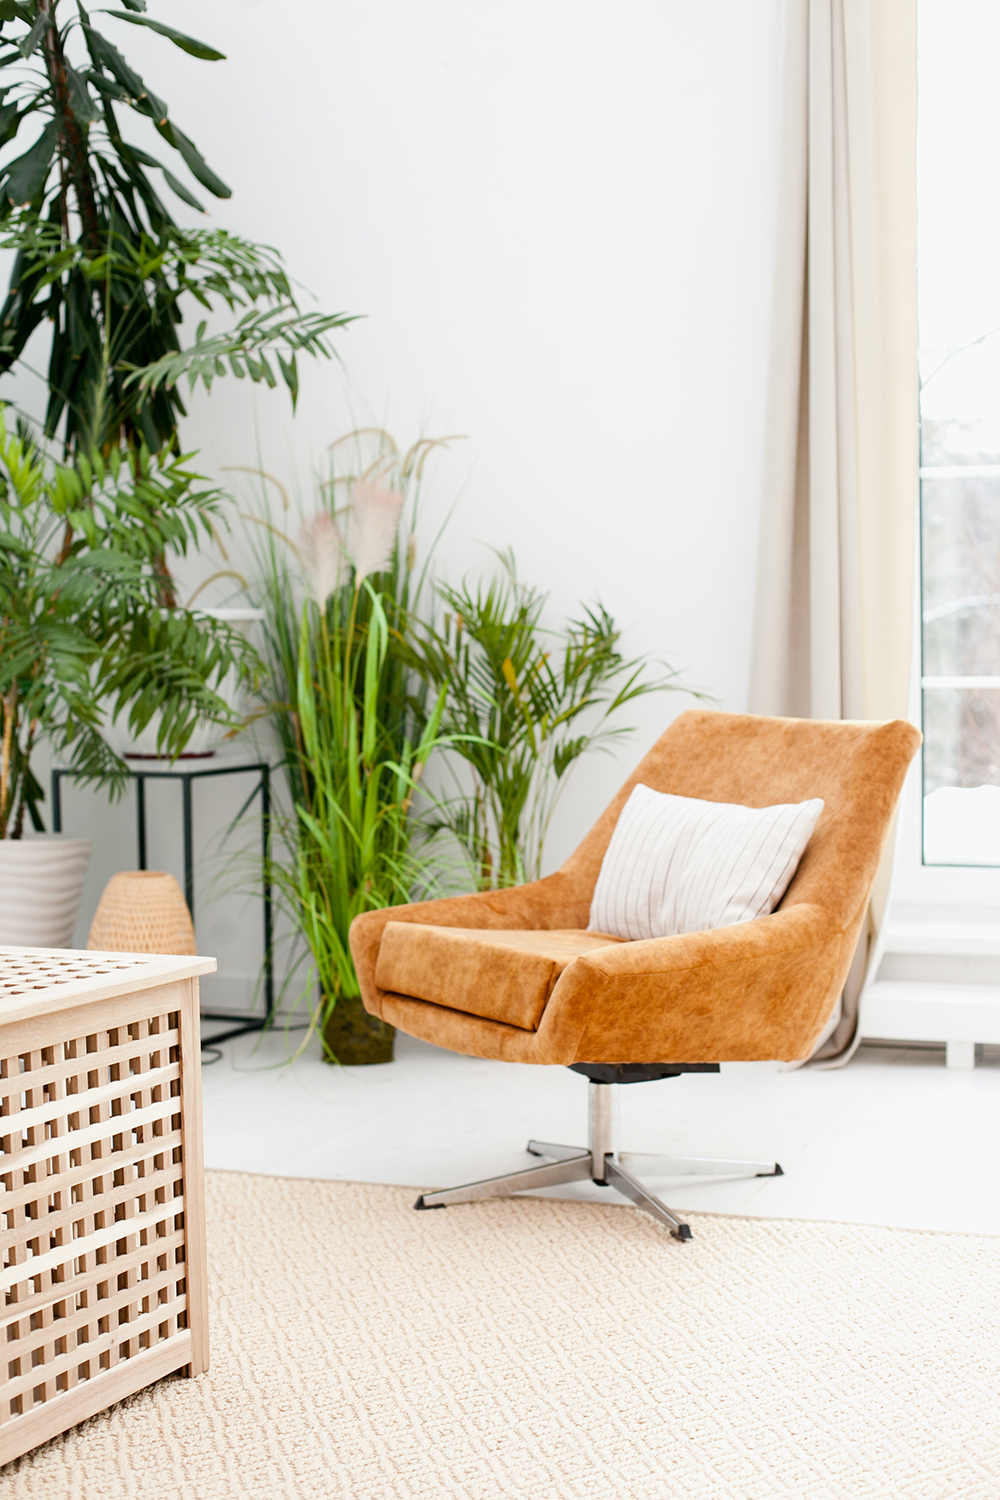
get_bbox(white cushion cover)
[588,784,824,941]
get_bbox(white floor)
[200,1023,1000,1237]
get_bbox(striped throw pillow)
[588,784,824,941]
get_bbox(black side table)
[52,755,274,1045]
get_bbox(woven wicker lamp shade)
[87,870,196,955]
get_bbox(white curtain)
[749,0,918,1061]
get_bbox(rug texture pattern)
[2,1172,999,1499]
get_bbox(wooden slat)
[2,1163,184,1265]
[2,1028,177,1094]
[6,1209,188,1306]
[0,1162,183,1265]
[0,1062,180,1140]
[0,1332,193,1466]
[3,1226,187,1342]
[2,1097,182,1180]
[20,1064,67,1401]
[2,1199,184,1295]
[3,1277,188,1402]
[0,1028,178,1102]
[2,1049,37,1300]
[0,989,185,1062]
[177,979,209,1377]
[0,1128,183,1215]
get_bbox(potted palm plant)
[0,1,351,460]
[0,409,255,944]
[410,550,695,889]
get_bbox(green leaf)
[0,99,23,150]
[65,64,103,127]
[156,122,230,199]
[4,122,57,206]
[84,27,144,96]
[17,10,49,58]
[84,27,169,122]
[126,306,354,397]
[161,167,203,212]
[115,141,160,169]
[277,351,298,409]
[117,0,147,11]
[84,69,130,104]
[102,11,225,62]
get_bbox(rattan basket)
[87,871,196,956]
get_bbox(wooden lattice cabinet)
[0,946,215,1465]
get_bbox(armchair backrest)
[563,711,921,929]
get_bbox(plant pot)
[103,608,264,760]
[0,835,93,947]
[322,995,395,1065]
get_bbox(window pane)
[918,0,1000,866]
[923,688,1000,863]
[921,472,1000,679]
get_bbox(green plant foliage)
[277,586,446,1039]
[0,405,257,837]
[410,550,695,890]
[0,2,352,454]
[249,432,459,1053]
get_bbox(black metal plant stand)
[52,757,274,1046]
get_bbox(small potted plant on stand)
[0,412,255,945]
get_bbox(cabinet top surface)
[0,947,215,1021]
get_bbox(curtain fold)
[750,0,918,1062]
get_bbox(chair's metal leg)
[415,1081,782,1240]
[619,1152,783,1179]
[603,1159,692,1242]
[415,1152,593,1210]
[526,1139,587,1161]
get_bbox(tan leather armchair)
[350,711,921,1239]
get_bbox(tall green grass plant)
[251,432,455,1062]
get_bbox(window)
[919,0,1000,867]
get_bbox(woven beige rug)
[3,1172,999,1500]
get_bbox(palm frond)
[0,405,259,835]
[408,558,703,887]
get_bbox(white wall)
[31,2,784,1001]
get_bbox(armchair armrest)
[350,870,588,1018]
[539,903,848,1065]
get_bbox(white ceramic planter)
[0,836,93,948]
[103,607,264,760]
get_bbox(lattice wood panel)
[0,952,151,1002]
[0,960,209,1465]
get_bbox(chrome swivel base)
[414,1080,782,1241]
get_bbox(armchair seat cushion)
[374,924,626,1031]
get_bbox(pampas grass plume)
[349,480,404,584]
[299,511,346,606]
